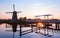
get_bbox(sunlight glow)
[37,23,43,28]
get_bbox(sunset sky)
[0,0,60,19]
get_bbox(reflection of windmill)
[35,14,53,19]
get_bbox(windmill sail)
[13,4,15,11]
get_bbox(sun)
[37,23,43,28]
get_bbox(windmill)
[6,4,21,20]
[6,4,21,32]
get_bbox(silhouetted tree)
[19,17,27,20]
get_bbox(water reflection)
[0,24,60,38]
[12,32,15,38]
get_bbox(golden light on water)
[37,23,43,28]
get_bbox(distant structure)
[35,14,53,19]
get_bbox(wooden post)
[31,24,33,32]
[20,25,22,36]
[35,23,37,33]
[55,23,57,29]
[44,23,46,34]
[6,24,7,28]
[58,24,59,30]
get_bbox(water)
[0,24,60,38]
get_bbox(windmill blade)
[6,12,13,13]
[16,11,22,13]
[6,11,21,13]
[13,4,15,11]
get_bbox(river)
[0,24,60,38]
